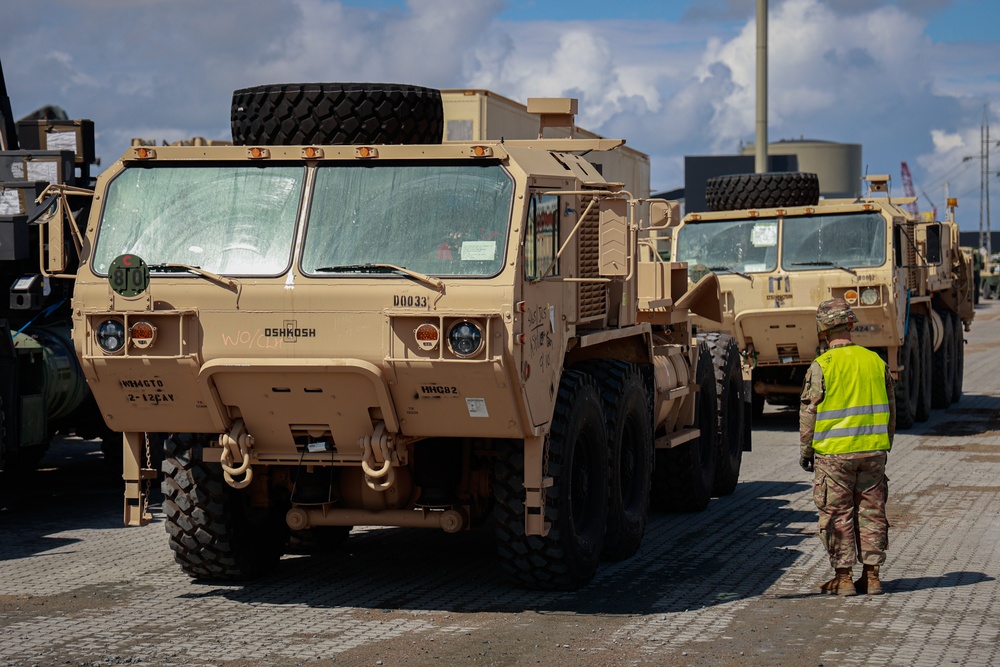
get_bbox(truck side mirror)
[925,223,942,265]
[648,200,680,229]
[27,194,67,274]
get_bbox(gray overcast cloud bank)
[3,0,998,227]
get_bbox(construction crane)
[901,161,939,220]
[900,162,921,216]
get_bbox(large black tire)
[913,315,933,423]
[231,83,444,146]
[896,323,920,430]
[952,313,965,403]
[578,360,653,562]
[162,433,287,580]
[705,172,820,212]
[931,310,955,408]
[698,333,746,496]
[650,344,718,512]
[493,371,609,590]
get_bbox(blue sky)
[3,0,999,229]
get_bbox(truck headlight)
[448,320,483,358]
[860,287,879,306]
[96,319,126,353]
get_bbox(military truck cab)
[672,172,973,428]
[64,84,749,590]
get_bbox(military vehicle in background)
[0,57,112,490]
[670,171,974,428]
[62,83,749,590]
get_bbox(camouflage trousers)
[812,451,889,569]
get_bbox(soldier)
[800,298,894,596]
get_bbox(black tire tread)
[705,172,820,212]
[700,333,745,496]
[231,83,444,146]
[931,310,955,408]
[952,313,965,402]
[493,371,609,590]
[913,315,932,422]
[162,433,285,580]
[895,323,920,429]
[575,360,653,562]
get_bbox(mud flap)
[522,434,552,537]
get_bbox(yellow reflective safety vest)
[812,344,892,455]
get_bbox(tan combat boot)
[819,567,857,596]
[855,565,882,595]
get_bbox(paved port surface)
[2,303,999,666]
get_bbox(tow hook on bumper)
[357,421,397,492]
[220,419,255,489]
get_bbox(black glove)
[800,456,814,472]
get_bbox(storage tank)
[742,139,862,199]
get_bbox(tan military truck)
[670,171,974,428]
[57,83,749,590]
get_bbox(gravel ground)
[2,302,999,667]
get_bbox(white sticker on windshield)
[751,222,777,247]
[744,263,767,273]
[188,245,204,254]
[460,241,496,261]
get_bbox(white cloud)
[930,129,966,153]
[2,0,998,227]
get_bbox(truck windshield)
[93,165,304,276]
[301,162,513,277]
[674,218,778,280]
[781,212,886,270]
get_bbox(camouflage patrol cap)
[816,298,857,333]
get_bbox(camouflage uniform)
[800,299,894,570]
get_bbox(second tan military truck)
[671,171,974,428]
[57,84,749,590]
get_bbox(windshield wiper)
[708,265,753,282]
[147,263,240,291]
[790,261,858,276]
[316,263,444,291]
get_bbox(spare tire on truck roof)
[705,172,820,212]
[231,82,444,146]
